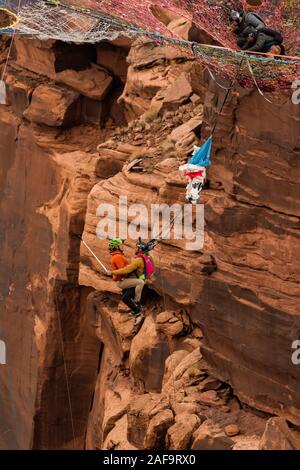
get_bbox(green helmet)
[109,238,123,250]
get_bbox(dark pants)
[237,37,247,48]
[122,288,140,315]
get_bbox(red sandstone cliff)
[0,31,300,450]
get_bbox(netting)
[0,0,128,42]
[0,0,299,90]
[67,0,300,53]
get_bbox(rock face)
[24,84,81,127]
[167,413,201,450]
[0,30,300,451]
[129,315,170,392]
[192,420,234,450]
[198,84,300,425]
[259,418,300,450]
[0,110,101,449]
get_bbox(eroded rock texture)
[0,30,299,450]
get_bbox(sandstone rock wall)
[0,33,299,450]
[0,36,128,449]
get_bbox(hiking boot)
[135,302,145,312]
[124,298,142,316]
[129,303,144,319]
[132,303,142,316]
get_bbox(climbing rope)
[211,57,245,135]
[0,0,21,104]
[54,289,76,449]
[178,55,244,206]
[246,58,273,104]
[205,67,235,91]
[78,235,110,274]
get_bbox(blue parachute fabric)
[189,137,212,167]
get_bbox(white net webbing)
[0,0,298,90]
[1,0,136,42]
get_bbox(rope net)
[0,0,299,90]
[0,0,127,42]
[62,0,300,53]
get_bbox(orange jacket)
[111,252,128,281]
[112,257,145,280]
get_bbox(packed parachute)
[0,0,299,90]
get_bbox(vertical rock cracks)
[0,30,300,450]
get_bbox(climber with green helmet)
[108,238,145,320]
[109,237,124,254]
[111,239,157,324]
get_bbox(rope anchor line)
[75,235,109,274]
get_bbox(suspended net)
[0,0,299,90]
[0,0,130,42]
[64,0,300,53]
